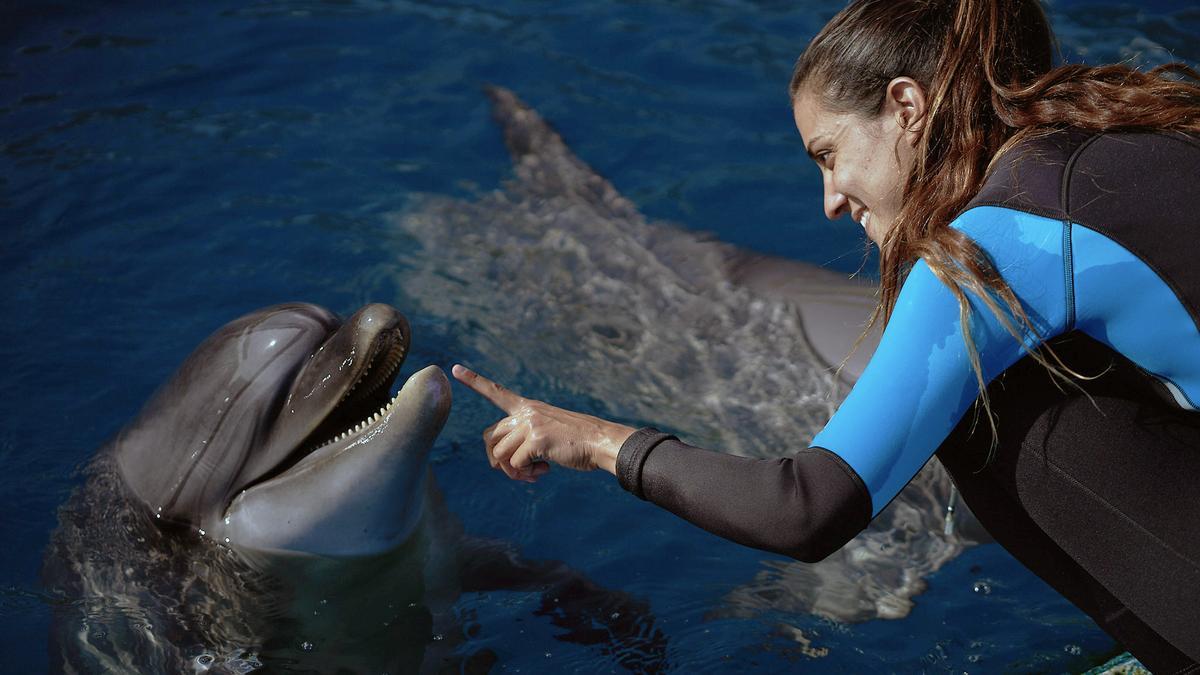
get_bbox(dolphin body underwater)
[43,303,665,673]
[392,86,990,627]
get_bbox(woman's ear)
[884,77,927,142]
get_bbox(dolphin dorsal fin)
[485,85,641,221]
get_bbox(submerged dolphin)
[390,87,989,628]
[43,302,665,673]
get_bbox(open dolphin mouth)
[237,303,431,493]
[300,328,410,454]
[217,303,451,554]
[113,301,451,555]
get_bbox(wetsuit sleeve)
[616,207,1070,555]
[617,428,871,562]
[817,208,1069,516]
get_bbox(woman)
[454,0,1200,667]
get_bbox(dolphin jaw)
[213,365,451,556]
[287,364,447,475]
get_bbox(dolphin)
[43,302,666,673]
[114,302,449,556]
[389,86,990,630]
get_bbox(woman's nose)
[823,177,848,221]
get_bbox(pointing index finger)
[452,364,524,413]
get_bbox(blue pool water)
[3,1,1197,672]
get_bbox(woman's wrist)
[595,423,636,476]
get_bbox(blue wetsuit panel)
[811,207,1070,515]
[1073,225,1200,409]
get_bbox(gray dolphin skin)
[114,302,450,555]
[391,86,989,627]
[44,302,665,673]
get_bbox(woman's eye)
[816,151,833,169]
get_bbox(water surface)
[3,0,1197,671]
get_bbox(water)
[3,1,1197,672]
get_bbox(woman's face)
[792,81,923,246]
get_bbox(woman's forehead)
[792,93,846,146]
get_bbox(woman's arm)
[454,208,1069,560]
[451,366,869,562]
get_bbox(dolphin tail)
[484,85,641,221]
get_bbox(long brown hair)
[790,0,1200,440]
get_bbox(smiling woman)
[791,81,919,245]
[455,0,1200,669]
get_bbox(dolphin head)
[113,303,451,556]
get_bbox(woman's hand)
[452,365,636,483]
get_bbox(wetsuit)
[616,130,1200,670]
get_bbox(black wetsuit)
[616,130,1200,670]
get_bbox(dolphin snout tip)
[351,303,411,338]
[410,364,452,420]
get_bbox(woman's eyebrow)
[804,135,828,160]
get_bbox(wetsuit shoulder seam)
[1068,133,1200,335]
[957,201,1060,222]
[1072,221,1200,338]
[1060,135,1102,331]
